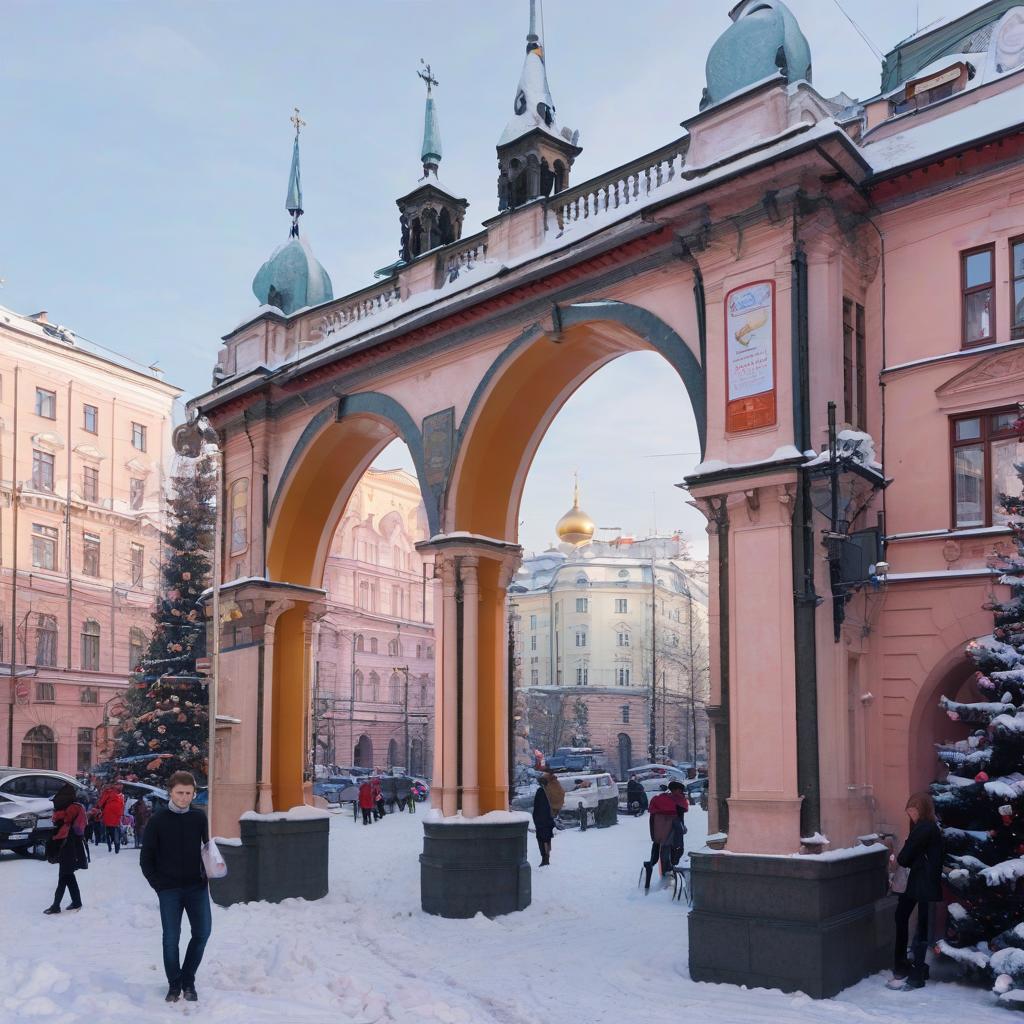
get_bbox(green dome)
[252,235,333,316]
[702,1,812,110]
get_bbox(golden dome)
[556,476,595,547]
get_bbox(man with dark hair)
[140,770,211,1004]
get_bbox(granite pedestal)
[210,815,329,907]
[420,818,531,919]
[688,845,894,998]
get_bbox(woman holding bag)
[44,783,89,914]
[888,792,944,990]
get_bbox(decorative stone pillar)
[460,556,480,817]
[439,554,459,816]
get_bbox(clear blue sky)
[0,0,976,554]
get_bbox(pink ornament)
[947,711,960,721]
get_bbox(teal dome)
[252,235,333,316]
[702,1,812,110]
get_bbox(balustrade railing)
[549,136,689,232]
[317,277,403,339]
[441,231,488,282]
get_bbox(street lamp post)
[393,665,411,769]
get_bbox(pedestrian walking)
[358,780,375,825]
[140,771,212,1004]
[396,775,412,813]
[642,782,688,891]
[532,771,564,866]
[132,797,152,849]
[97,781,126,853]
[43,784,89,915]
[888,792,944,991]
[372,776,385,820]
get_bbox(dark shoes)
[183,985,198,1002]
[67,902,83,911]
[539,855,550,866]
[165,986,181,1003]
[43,905,60,915]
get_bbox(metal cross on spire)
[290,106,306,138]
[417,59,438,96]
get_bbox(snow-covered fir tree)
[113,455,215,786]
[933,411,1024,1007]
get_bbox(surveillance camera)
[872,561,889,576]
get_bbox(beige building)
[509,491,710,778]
[313,466,436,776]
[0,305,181,775]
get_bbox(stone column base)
[420,819,531,918]
[210,816,329,906]
[688,846,894,998]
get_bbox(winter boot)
[43,905,61,915]
[66,901,83,911]
[165,985,181,1003]
[640,861,654,892]
[182,985,198,1002]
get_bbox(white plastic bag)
[201,838,228,879]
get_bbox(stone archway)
[355,734,373,769]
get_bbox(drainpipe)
[7,367,19,764]
[791,232,821,838]
[65,380,73,670]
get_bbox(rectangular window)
[1012,237,1024,340]
[529,614,537,630]
[843,298,854,425]
[530,635,537,652]
[80,687,98,704]
[843,298,867,430]
[35,388,56,419]
[130,543,144,586]
[83,465,99,503]
[83,404,98,434]
[36,681,55,703]
[77,727,93,773]
[855,304,867,431]
[617,632,630,647]
[617,668,631,686]
[615,598,628,614]
[130,477,145,510]
[575,630,587,648]
[576,665,588,685]
[621,704,630,723]
[951,408,1024,527]
[575,597,588,613]
[32,523,58,570]
[962,245,995,346]
[531,669,539,685]
[36,615,57,666]
[83,532,101,577]
[32,449,55,492]
[81,624,100,672]
[131,422,147,451]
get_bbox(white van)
[554,772,618,827]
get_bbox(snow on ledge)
[213,836,243,846]
[703,841,887,861]
[240,805,331,822]
[423,809,532,826]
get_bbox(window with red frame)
[962,245,995,346]
[951,408,1024,528]
[1012,237,1024,341]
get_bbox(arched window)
[419,678,428,705]
[353,669,364,701]
[129,627,147,671]
[370,637,378,654]
[368,671,380,702]
[355,634,364,652]
[36,614,58,667]
[389,672,402,703]
[387,738,399,768]
[81,619,100,671]
[388,638,400,657]
[22,725,56,770]
[416,643,422,659]
[359,580,370,610]
[410,737,424,777]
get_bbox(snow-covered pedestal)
[688,844,893,998]
[210,806,330,907]
[420,811,531,919]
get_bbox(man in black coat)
[141,771,211,1004]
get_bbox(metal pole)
[649,556,657,762]
[349,632,356,766]
[7,367,19,765]
[209,440,222,832]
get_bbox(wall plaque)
[422,408,455,489]
[725,280,777,432]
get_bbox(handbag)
[45,833,69,865]
[201,838,228,880]
[890,864,910,894]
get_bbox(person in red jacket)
[371,776,385,820]
[642,782,688,891]
[44,784,89,914]
[97,781,126,854]
[358,780,375,825]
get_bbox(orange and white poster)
[725,280,777,432]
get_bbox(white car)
[0,791,55,857]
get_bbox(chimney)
[30,311,49,323]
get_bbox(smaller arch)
[368,671,380,702]
[388,738,400,768]
[410,737,425,777]
[23,725,57,770]
[389,672,402,703]
[353,669,365,700]
[354,734,373,769]
[370,637,378,654]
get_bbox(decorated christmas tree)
[112,455,215,786]
[933,411,1024,1006]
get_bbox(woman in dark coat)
[532,772,564,866]
[891,791,944,989]
[44,783,89,914]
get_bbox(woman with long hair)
[889,791,944,990]
[44,783,89,914]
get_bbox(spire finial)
[286,111,304,238]
[528,0,538,43]
[573,470,580,508]
[417,60,443,175]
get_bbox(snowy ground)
[0,806,1010,1023]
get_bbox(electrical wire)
[831,0,885,62]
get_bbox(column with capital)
[438,554,459,816]
[459,556,480,817]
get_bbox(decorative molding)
[936,346,1024,402]
[74,443,106,463]
[31,431,65,453]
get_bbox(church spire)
[417,60,442,175]
[286,107,305,238]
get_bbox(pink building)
[0,305,180,776]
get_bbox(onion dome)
[555,477,595,548]
[252,110,334,316]
[701,0,812,111]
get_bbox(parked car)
[117,780,169,809]
[0,791,54,857]
[0,767,86,801]
[313,776,358,805]
[555,772,619,827]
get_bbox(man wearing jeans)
[140,771,212,1003]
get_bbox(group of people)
[77,780,153,852]
[42,771,214,1005]
[356,774,416,824]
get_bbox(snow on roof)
[864,74,1024,172]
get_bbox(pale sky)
[0,0,979,556]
